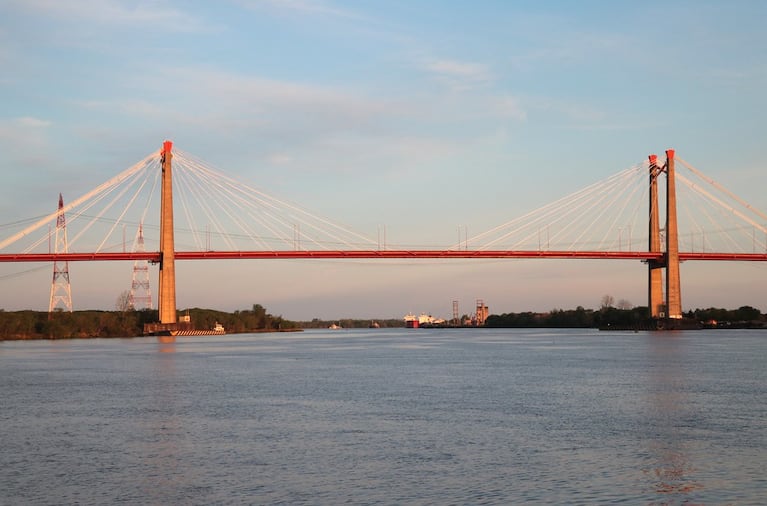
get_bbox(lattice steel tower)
[49,193,72,317]
[129,223,152,310]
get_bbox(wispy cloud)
[427,60,491,80]
[266,153,294,165]
[4,0,210,32]
[15,117,52,129]
[0,116,54,171]
[236,0,363,20]
[495,96,527,121]
[424,59,493,90]
[142,66,397,132]
[70,65,409,171]
[78,99,166,120]
[0,116,51,143]
[68,60,531,184]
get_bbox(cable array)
[675,157,767,254]
[0,148,763,257]
[465,163,650,252]
[461,156,766,255]
[172,150,378,252]
[0,147,378,255]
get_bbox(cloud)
[235,0,363,20]
[495,96,527,121]
[63,61,529,191]
[4,0,210,32]
[77,99,167,120]
[115,65,403,140]
[0,117,56,211]
[308,133,463,174]
[0,116,51,148]
[424,59,493,90]
[525,96,607,126]
[427,60,491,80]
[267,153,293,165]
[15,117,52,128]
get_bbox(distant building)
[475,299,489,326]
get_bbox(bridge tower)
[648,155,664,317]
[48,193,73,317]
[665,150,682,319]
[128,223,152,310]
[647,150,682,321]
[158,140,177,324]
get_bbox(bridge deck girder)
[1,250,766,262]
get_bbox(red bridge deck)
[1,250,766,262]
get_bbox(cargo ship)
[404,312,447,328]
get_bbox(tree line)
[3,302,763,340]
[485,305,766,328]
[298,318,404,329]
[0,304,296,340]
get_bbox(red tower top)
[162,140,173,155]
[56,192,66,228]
[666,149,675,160]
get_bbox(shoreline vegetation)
[0,304,294,341]
[0,304,765,341]
[485,305,767,329]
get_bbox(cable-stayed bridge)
[0,141,765,329]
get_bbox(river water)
[1,328,765,505]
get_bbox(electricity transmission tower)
[129,223,152,310]
[48,193,72,317]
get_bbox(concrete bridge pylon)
[158,140,177,324]
[647,149,682,321]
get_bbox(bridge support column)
[665,149,682,319]
[158,140,177,324]
[648,155,664,318]
[647,150,682,322]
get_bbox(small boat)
[213,322,225,333]
[328,323,342,329]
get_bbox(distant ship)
[404,312,446,328]
[144,314,226,336]
[328,323,343,329]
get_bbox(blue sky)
[1,0,766,320]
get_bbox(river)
[1,328,765,505]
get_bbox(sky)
[1,0,766,320]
